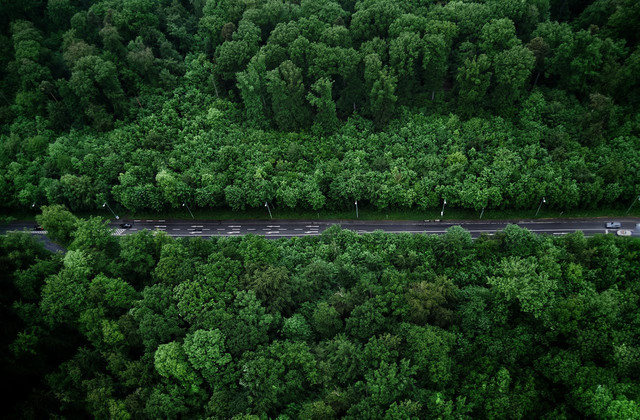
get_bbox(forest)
[1,0,639,213]
[1,217,640,418]
[2,1,640,418]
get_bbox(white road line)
[172,228,181,231]
[247,228,256,231]
[154,225,167,228]
[130,228,137,231]
[158,220,165,222]
[217,228,225,231]
[278,228,287,231]
[294,228,303,231]
[262,228,271,231]
[267,225,280,228]
[227,231,240,234]
[203,228,210,231]
[187,228,195,231]
[306,225,319,228]
[228,225,241,228]
[146,220,154,222]
[134,220,141,222]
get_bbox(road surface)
[3,218,640,240]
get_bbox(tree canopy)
[1,222,640,418]
[0,0,639,214]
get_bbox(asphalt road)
[4,218,640,240]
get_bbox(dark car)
[120,223,132,229]
[33,225,44,231]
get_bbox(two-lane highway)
[4,218,640,240]
[109,218,639,238]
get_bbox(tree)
[40,250,92,326]
[236,53,268,129]
[243,265,293,314]
[266,60,310,131]
[456,55,492,115]
[282,313,313,341]
[312,301,342,339]
[224,290,274,356]
[422,34,448,99]
[36,204,78,246]
[183,329,232,381]
[67,55,127,130]
[488,256,558,318]
[492,45,535,108]
[307,77,339,134]
[154,341,202,393]
[70,216,119,272]
[368,67,397,127]
[405,276,457,327]
[401,323,455,387]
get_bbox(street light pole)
[182,203,194,219]
[480,207,485,219]
[535,197,546,217]
[626,195,640,215]
[440,199,446,217]
[102,202,119,220]
[265,202,272,219]
[355,201,359,219]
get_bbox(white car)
[616,230,632,237]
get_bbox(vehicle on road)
[606,222,621,228]
[120,223,132,228]
[616,230,632,237]
[33,225,44,231]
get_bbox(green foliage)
[2,0,638,215]
[3,225,640,417]
[2,0,640,414]
[35,205,78,246]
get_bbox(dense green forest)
[1,0,639,213]
[1,217,640,418]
